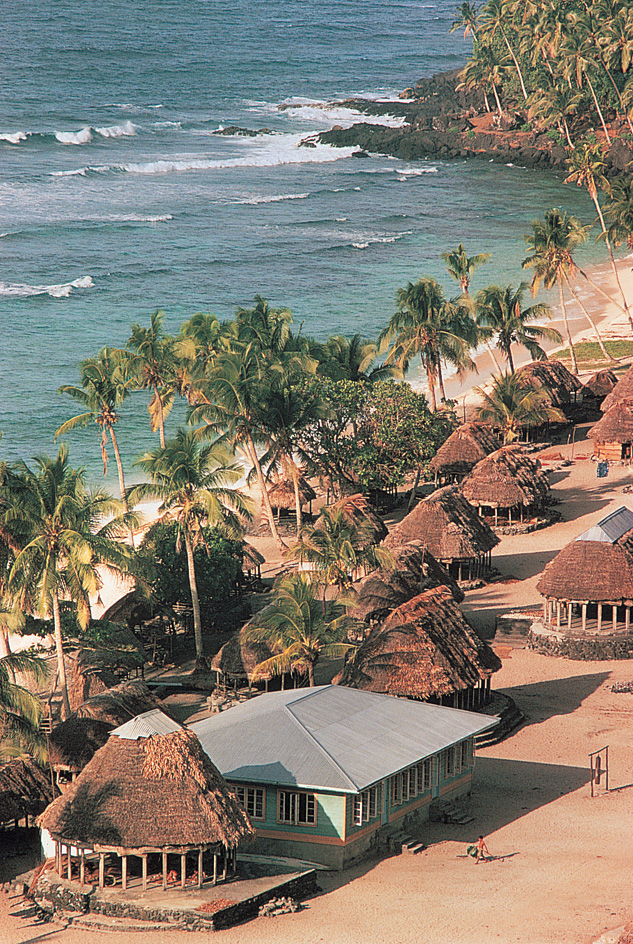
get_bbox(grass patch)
[555,340,633,368]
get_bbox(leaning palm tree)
[475,371,565,444]
[479,0,528,100]
[475,282,561,373]
[129,430,253,670]
[244,573,359,687]
[0,650,49,762]
[604,175,633,251]
[8,447,137,720]
[127,309,177,448]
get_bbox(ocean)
[1,0,598,485]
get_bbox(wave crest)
[0,275,94,298]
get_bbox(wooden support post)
[213,853,217,886]
[142,855,147,892]
[122,855,128,890]
[222,849,227,881]
[508,507,512,526]
[613,606,618,633]
[582,603,587,633]
[556,601,561,628]
[80,849,85,886]
[543,601,547,621]
[598,603,602,632]
[458,561,462,583]
[626,607,630,632]
[568,603,573,631]
[162,852,168,891]
[99,854,105,890]
[55,842,60,876]
[181,853,186,889]
[198,848,203,889]
[494,508,498,527]
[67,849,72,881]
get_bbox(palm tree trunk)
[291,462,303,536]
[563,273,615,362]
[184,528,206,669]
[437,361,446,402]
[52,591,71,721]
[0,626,10,657]
[558,282,578,374]
[425,365,437,412]
[407,468,421,512]
[491,81,503,116]
[578,267,633,327]
[486,340,502,371]
[507,346,515,373]
[591,195,633,332]
[153,384,166,449]
[308,661,315,686]
[499,25,528,100]
[245,432,286,550]
[109,427,135,547]
[585,74,611,145]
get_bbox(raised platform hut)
[0,758,56,829]
[588,402,633,463]
[428,423,499,485]
[210,631,275,693]
[582,369,618,410]
[386,486,499,583]
[267,475,316,519]
[336,586,501,709]
[600,363,633,413]
[459,445,550,527]
[38,709,254,893]
[535,506,633,639]
[515,360,584,422]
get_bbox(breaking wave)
[0,275,94,298]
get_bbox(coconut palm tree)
[56,347,135,521]
[130,430,252,670]
[560,31,612,144]
[379,278,476,411]
[526,80,582,150]
[450,1,481,39]
[475,283,561,372]
[244,572,359,686]
[475,371,565,443]
[0,650,49,761]
[458,46,509,115]
[604,175,633,250]
[8,448,136,720]
[441,244,491,296]
[479,0,529,100]
[127,309,177,448]
[322,334,400,383]
[565,142,633,332]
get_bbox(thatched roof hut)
[242,543,265,575]
[210,631,275,687]
[588,403,633,462]
[386,486,498,582]
[267,476,316,512]
[48,717,112,779]
[39,726,254,890]
[0,758,56,825]
[349,541,463,625]
[73,679,169,727]
[515,359,583,410]
[328,493,389,545]
[101,590,156,627]
[429,423,499,482]
[583,369,618,403]
[459,445,550,523]
[601,364,633,412]
[336,586,501,708]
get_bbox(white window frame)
[445,748,455,779]
[354,785,381,825]
[461,738,473,768]
[232,784,265,820]
[277,790,316,826]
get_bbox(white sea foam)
[51,168,89,177]
[55,127,93,145]
[109,214,173,223]
[281,101,406,129]
[351,231,411,249]
[236,192,311,205]
[0,275,94,298]
[0,131,28,144]
[95,120,137,138]
[397,166,439,176]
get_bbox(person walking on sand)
[476,835,490,864]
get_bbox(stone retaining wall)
[529,624,633,660]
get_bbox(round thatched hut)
[535,507,633,646]
[582,369,618,408]
[386,486,499,583]
[348,541,463,627]
[515,360,584,418]
[48,717,112,790]
[336,586,501,709]
[459,445,550,527]
[38,712,254,893]
[428,422,499,485]
[588,402,633,463]
[0,758,56,828]
[267,476,316,517]
[600,363,633,413]
[73,679,167,727]
[210,631,275,692]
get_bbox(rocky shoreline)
[317,69,633,174]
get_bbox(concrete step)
[401,837,426,854]
[70,914,180,933]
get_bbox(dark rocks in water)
[213,126,275,137]
[351,149,370,158]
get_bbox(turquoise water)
[1,0,597,483]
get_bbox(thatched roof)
[267,476,316,510]
[601,364,633,412]
[536,540,633,602]
[74,679,169,728]
[588,402,633,444]
[349,541,463,624]
[328,493,389,544]
[210,630,274,682]
[48,717,113,773]
[243,543,265,571]
[459,445,550,510]
[39,728,255,851]
[0,758,56,823]
[516,359,583,407]
[336,586,501,699]
[429,423,499,477]
[101,590,156,626]
[386,486,499,560]
[583,369,618,400]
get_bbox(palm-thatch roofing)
[385,486,499,560]
[349,541,463,624]
[328,493,389,544]
[267,476,316,510]
[515,359,583,408]
[73,679,170,728]
[459,445,550,510]
[210,630,275,683]
[48,717,113,774]
[588,402,633,444]
[39,728,255,851]
[336,586,501,699]
[101,590,156,626]
[536,539,633,603]
[601,364,633,412]
[583,369,618,401]
[0,758,56,824]
[243,543,265,572]
[428,423,499,477]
